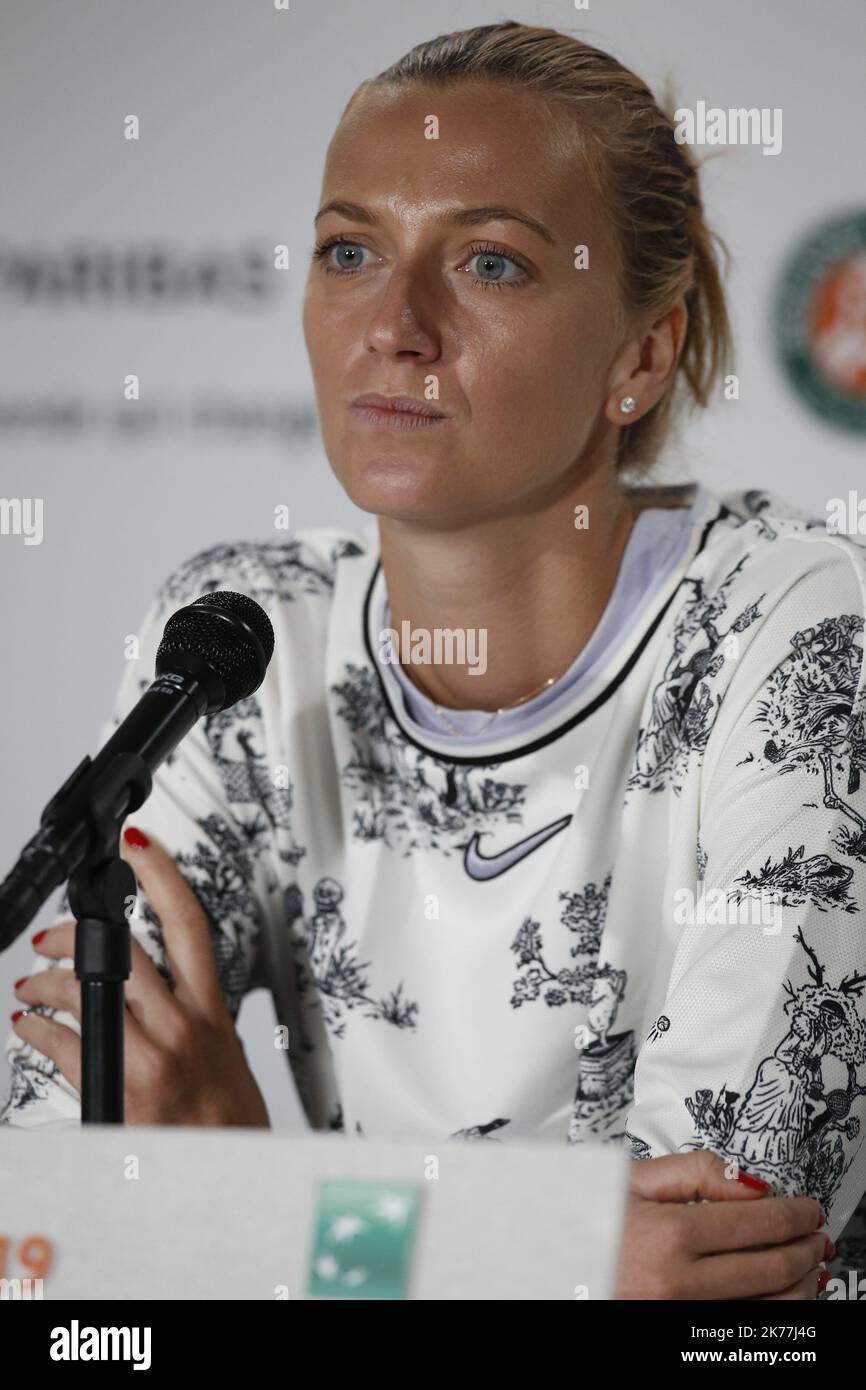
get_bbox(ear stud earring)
[619,395,637,415]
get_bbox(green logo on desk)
[307,1179,421,1299]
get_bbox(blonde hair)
[346,20,734,476]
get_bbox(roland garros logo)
[774,211,866,434]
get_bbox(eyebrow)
[313,199,556,247]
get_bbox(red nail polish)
[31,929,47,946]
[123,826,150,849]
[817,1206,827,1228]
[736,1170,770,1192]
[817,1269,830,1293]
[11,1010,25,1023]
[13,978,26,991]
[824,1239,836,1260]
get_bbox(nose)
[362,265,442,362]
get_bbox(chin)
[337,452,460,521]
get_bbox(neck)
[377,464,637,712]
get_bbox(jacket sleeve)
[0,569,275,1128]
[625,536,866,1242]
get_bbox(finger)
[119,827,225,1019]
[29,920,76,960]
[14,967,81,1022]
[758,1267,824,1300]
[33,919,183,1036]
[12,992,153,1098]
[688,1194,824,1255]
[689,1233,827,1300]
[11,1009,82,1094]
[630,1149,776,1204]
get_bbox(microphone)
[0,590,275,950]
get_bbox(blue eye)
[467,246,528,289]
[314,239,371,274]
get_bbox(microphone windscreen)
[156,590,275,708]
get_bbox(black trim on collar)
[361,505,729,767]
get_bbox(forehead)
[321,81,596,238]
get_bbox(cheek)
[472,297,607,401]
[459,310,606,467]
[302,287,346,383]
[302,298,326,373]
[544,303,611,409]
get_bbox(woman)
[5,21,864,1301]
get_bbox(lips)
[351,392,447,420]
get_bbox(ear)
[603,297,689,428]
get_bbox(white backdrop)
[1,0,864,1127]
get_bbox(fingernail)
[736,1170,770,1192]
[817,1206,827,1228]
[11,1010,26,1023]
[123,826,150,849]
[31,930,47,946]
[13,977,27,991]
[824,1239,836,1260]
[817,1269,830,1293]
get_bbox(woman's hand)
[614,1149,831,1300]
[11,828,269,1128]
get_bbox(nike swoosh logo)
[463,815,573,880]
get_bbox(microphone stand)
[1,591,272,1122]
[48,752,152,1124]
